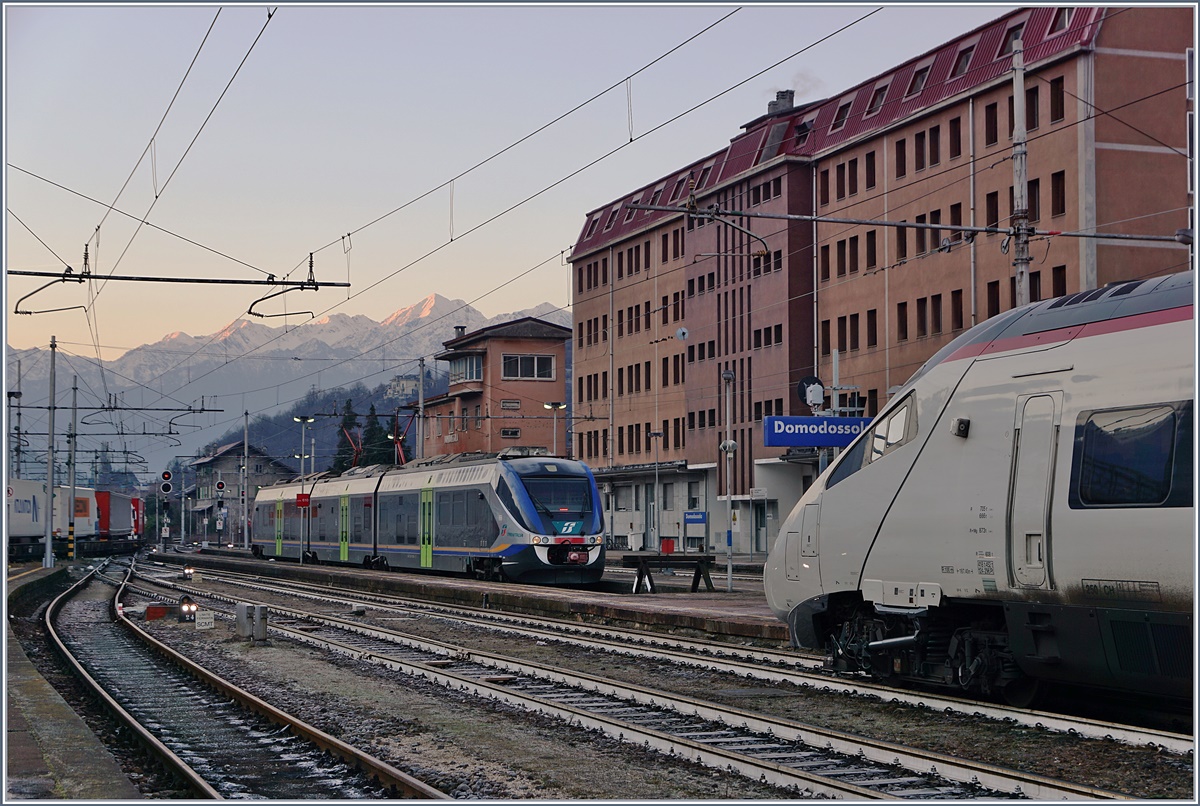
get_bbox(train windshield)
[522,477,595,519]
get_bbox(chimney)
[453,325,466,338]
[768,89,795,116]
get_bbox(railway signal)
[160,470,173,494]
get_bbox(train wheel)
[372,556,390,571]
[1001,676,1044,709]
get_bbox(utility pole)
[7,360,22,478]
[68,377,78,561]
[42,337,56,568]
[1011,37,1031,307]
[417,357,426,460]
[243,411,250,550]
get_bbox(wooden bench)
[620,552,716,593]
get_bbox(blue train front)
[251,451,605,585]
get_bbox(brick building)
[569,6,1193,555]
[422,318,573,457]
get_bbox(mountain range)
[6,295,570,476]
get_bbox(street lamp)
[543,402,566,455]
[294,415,314,563]
[648,430,663,550]
[720,369,737,592]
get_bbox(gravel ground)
[136,575,1195,800]
[138,615,809,800]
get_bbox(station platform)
[6,564,143,800]
[163,548,790,644]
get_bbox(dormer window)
[794,120,813,146]
[951,46,974,78]
[1049,8,1071,34]
[1000,23,1025,56]
[669,176,687,201]
[584,216,600,239]
[624,194,641,222]
[906,65,930,96]
[865,85,888,116]
[830,101,852,132]
[603,207,620,230]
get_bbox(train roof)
[909,271,1194,386]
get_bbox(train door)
[274,499,284,556]
[1008,392,1061,589]
[420,488,434,568]
[785,504,820,582]
[338,495,350,562]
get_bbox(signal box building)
[569,6,1193,555]
[422,318,572,458]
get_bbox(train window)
[827,394,916,489]
[1070,401,1193,508]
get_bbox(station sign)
[683,511,707,525]
[296,493,311,508]
[764,416,872,448]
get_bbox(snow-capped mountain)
[6,295,569,474]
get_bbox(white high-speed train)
[765,271,1193,704]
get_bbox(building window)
[865,150,876,189]
[951,289,963,330]
[949,117,961,159]
[819,169,829,206]
[914,214,927,254]
[830,101,852,132]
[1030,270,1042,302]
[928,125,940,166]
[820,244,830,281]
[985,102,998,146]
[987,280,1001,318]
[931,293,942,334]
[866,230,877,269]
[895,138,906,178]
[866,85,887,115]
[836,162,846,200]
[849,235,859,274]
[848,158,858,195]
[836,239,846,277]
[1028,178,1041,222]
[896,301,908,341]
[896,222,907,261]
[849,313,860,350]
[1050,76,1065,122]
[1049,7,1071,34]
[907,65,930,96]
[866,308,878,347]
[916,297,928,338]
[448,354,482,384]
[1053,265,1067,297]
[820,319,831,355]
[502,354,554,380]
[985,191,1000,229]
[951,45,974,78]
[1026,86,1039,130]
[837,316,847,352]
[914,130,926,171]
[1051,170,1066,216]
[950,202,963,241]
[501,428,521,439]
[999,23,1024,57]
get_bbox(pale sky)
[6,3,1016,361]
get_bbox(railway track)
[137,562,1194,755]
[123,563,1137,800]
[47,562,447,800]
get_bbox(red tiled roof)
[571,7,1104,259]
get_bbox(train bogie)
[765,272,1194,703]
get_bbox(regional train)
[251,448,606,584]
[765,271,1194,705]
[6,479,145,560]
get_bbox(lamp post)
[543,402,566,455]
[720,369,737,592]
[649,430,663,549]
[294,415,314,563]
